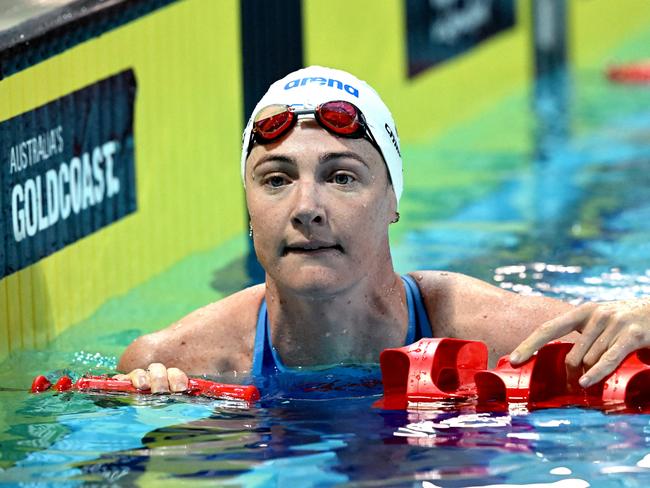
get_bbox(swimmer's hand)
[113,363,189,394]
[509,300,650,388]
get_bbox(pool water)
[3,63,650,487]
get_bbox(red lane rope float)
[378,338,650,410]
[475,342,579,404]
[31,374,260,403]
[602,349,650,405]
[381,338,488,401]
[607,60,650,84]
[30,375,51,392]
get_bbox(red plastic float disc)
[30,375,52,393]
[607,61,650,84]
[54,376,73,391]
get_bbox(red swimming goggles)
[247,100,381,153]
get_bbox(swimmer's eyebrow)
[252,151,369,169]
[252,154,296,170]
[319,151,369,168]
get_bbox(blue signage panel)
[406,0,516,77]
[0,69,137,278]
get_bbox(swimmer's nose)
[291,182,325,228]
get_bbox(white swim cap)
[241,65,403,204]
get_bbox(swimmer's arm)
[117,308,213,374]
[117,331,166,372]
[511,298,650,387]
[419,271,650,385]
[117,286,264,391]
[116,330,193,393]
[415,271,576,366]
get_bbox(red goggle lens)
[317,101,362,135]
[253,105,296,141]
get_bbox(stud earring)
[249,222,253,237]
[391,212,400,224]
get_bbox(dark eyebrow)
[251,151,370,171]
[319,151,369,168]
[252,154,296,171]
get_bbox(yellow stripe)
[5,274,22,351]
[0,281,8,357]
[571,0,650,67]
[19,268,34,349]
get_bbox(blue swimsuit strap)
[251,298,276,376]
[251,275,433,376]
[401,273,434,341]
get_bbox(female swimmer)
[116,66,650,394]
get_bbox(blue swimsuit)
[251,274,433,376]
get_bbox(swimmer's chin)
[276,273,354,298]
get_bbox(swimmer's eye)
[330,173,355,185]
[264,175,289,188]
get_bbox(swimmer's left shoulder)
[404,271,490,337]
[405,270,470,296]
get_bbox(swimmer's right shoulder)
[117,284,266,375]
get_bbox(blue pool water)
[2,73,650,486]
[2,386,650,486]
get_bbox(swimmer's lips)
[283,241,344,256]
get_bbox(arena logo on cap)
[284,77,359,98]
[384,123,401,157]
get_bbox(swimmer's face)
[245,120,397,296]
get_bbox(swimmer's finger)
[167,368,189,393]
[578,333,639,388]
[112,373,129,381]
[510,303,598,364]
[582,320,623,370]
[583,321,650,387]
[563,309,613,384]
[128,368,149,390]
[147,363,170,394]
